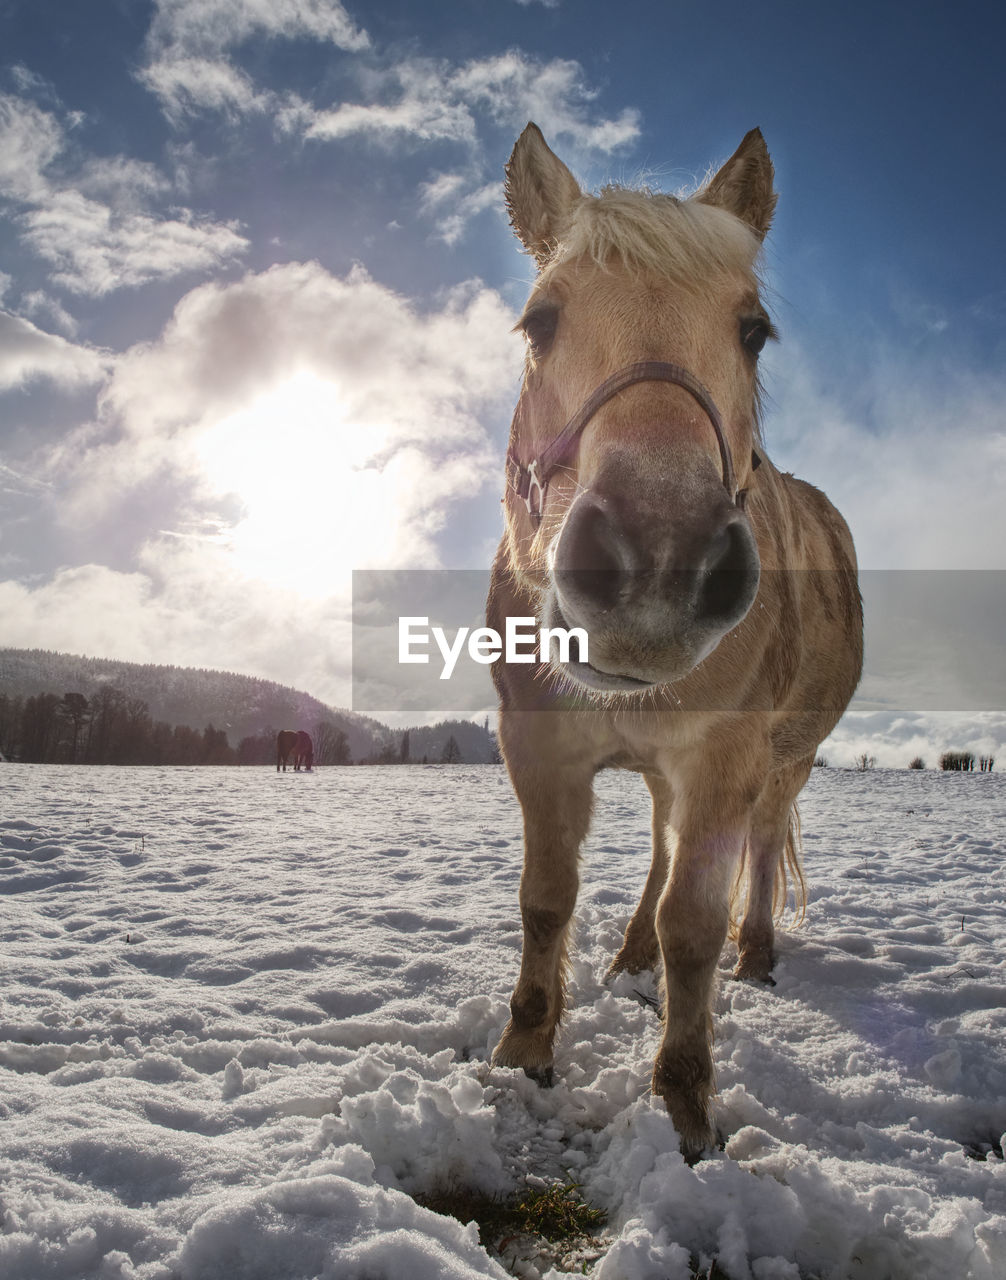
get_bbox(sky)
[1,0,1004,763]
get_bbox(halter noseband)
[506,360,759,523]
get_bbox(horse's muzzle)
[548,490,761,689]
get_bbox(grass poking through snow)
[418,1178,607,1271]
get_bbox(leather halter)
[506,360,759,523]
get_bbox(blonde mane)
[543,184,765,291]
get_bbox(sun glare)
[195,371,401,596]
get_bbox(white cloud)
[92,261,518,453]
[419,173,501,245]
[451,52,639,152]
[756,337,1006,759]
[760,338,1006,569]
[0,92,249,296]
[20,188,248,296]
[140,0,368,120]
[286,59,478,145]
[140,54,266,121]
[75,155,173,206]
[19,291,80,337]
[23,261,518,644]
[143,12,640,161]
[278,49,638,248]
[9,64,59,100]
[819,708,1005,771]
[0,311,107,391]
[297,85,477,145]
[0,94,62,201]
[146,0,368,52]
[0,555,354,705]
[292,52,639,154]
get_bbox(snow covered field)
[2,762,1005,1279]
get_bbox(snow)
[2,763,1005,1279]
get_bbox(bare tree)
[314,719,351,765]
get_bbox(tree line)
[938,750,995,772]
[361,729,467,765]
[812,751,996,772]
[0,688,351,766]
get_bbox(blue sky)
[1,0,1004,761]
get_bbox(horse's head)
[503,123,775,694]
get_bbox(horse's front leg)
[607,772,672,978]
[492,753,594,1083]
[653,798,748,1160]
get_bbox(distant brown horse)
[488,124,862,1160]
[294,730,314,772]
[276,729,313,772]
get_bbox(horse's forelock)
[545,186,764,291]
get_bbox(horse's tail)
[728,803,806,939]
[778,804,807,926]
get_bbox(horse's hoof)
[732,949,776,985]
[606,949,659,982]
[678,1121,719,1165]
[523,1064,554,1088]
[681,1129,724,1165]
[682,1141,710,1167]
[733,971,777,987]
[732,966,776,987]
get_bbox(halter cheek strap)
[506,360,760,523]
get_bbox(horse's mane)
[544,184,764,291]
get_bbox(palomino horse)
[488,124,862,1160]
[276,730,313,772]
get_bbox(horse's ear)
[505,122,582,267]
[698,128,777,242]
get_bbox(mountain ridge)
[0,648,496,763]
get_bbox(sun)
[194,371,400,596]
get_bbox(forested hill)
[0,649,498,765]
[0,648,387,762]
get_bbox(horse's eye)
[521,304,559,358]
[740,316,773,358]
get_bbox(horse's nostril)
[697,519,759,625]
[555,498,632,611]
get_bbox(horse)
[294,730,314,772]
[487,123,862,1161]
[276,732,299,768]
[276,730,298,771]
